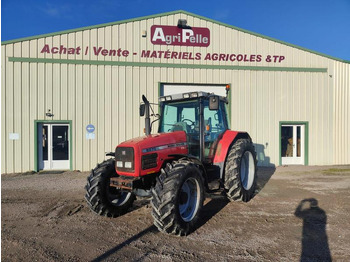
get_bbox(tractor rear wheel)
[151,160,205,236]
[224,139,257,202]
[85,159,135,217]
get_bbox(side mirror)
[209,95,219,110]
[140,104,145,116]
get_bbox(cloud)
[39,2,73,18]
[212,8,231,22]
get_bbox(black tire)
[151,160,205,236]
[85,158,135,217]
[224,139,257,202]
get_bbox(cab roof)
[159,91,227,102]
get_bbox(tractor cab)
[157,92,230,163]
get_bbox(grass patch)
[323,168,350,174]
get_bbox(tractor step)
[207,179,221,191]
[205,190,227,200]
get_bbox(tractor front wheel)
[85,159,135,217]
[151,160,205,236]
[224,139,257,202]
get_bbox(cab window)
[159,100,199,134]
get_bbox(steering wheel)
[182,119,196,130]
[182,119,195,125]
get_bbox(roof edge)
[2,10,349,64]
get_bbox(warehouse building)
[1,10,349,173]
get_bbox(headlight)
[190,92,198,98]
[124,162,132,169]
[115,147,134,172]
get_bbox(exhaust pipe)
[142,95,151,136]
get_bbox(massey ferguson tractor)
[85,86,257,236]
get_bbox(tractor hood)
[115,131,188,177]
[117,131,187,152]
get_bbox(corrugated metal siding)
[1,64,334,171]
[333,62,350,164]
[1,12,349,173]
[230,70,334,166]
[1,45,7,173]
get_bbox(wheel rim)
[107,187,132,206]
[179,177,200,222]
[240,151,255,190]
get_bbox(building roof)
[2,10,349,64]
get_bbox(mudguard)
[213,130,251,179]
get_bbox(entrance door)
[38,123,70,170]
[281,125,305,165]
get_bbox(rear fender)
[213,130,251,179]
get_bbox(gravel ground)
[1,165,350,261]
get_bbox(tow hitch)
[110,176,138,191]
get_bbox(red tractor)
[85,87,257,236]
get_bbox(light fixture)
[46,109,54,118]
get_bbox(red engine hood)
[116,131,188,177]
[117,131,187,151]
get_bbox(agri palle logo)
[151,25,210,47]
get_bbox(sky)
[1,0,350,61]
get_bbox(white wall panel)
[333,62,350,164]
[13,43,22,172]
[5,44,14,173]
[1,46,7,173]
[75,64,83,170]
[21,42,30,171]
[90,65,98,165]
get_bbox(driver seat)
[172,122,189,133]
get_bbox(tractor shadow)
[252,143,276,198]
[91,224,158,262]
[194,198,229,232]
[91,199,229,261]
[195,165,276,231]
[129,198,151,212]
[253,166,276,197]
[91,165,276,261]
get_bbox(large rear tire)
[85,159,135,217]
[151,160,205,236]
[224,139,257,202]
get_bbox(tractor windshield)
[159,100,199,134]
[159,98,228,159]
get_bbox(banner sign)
[151,25,210,47]
[39,24,286,63]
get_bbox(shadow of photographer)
[294,198,332,262]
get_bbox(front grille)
[141,153,158,170]
[115,147,134,172]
